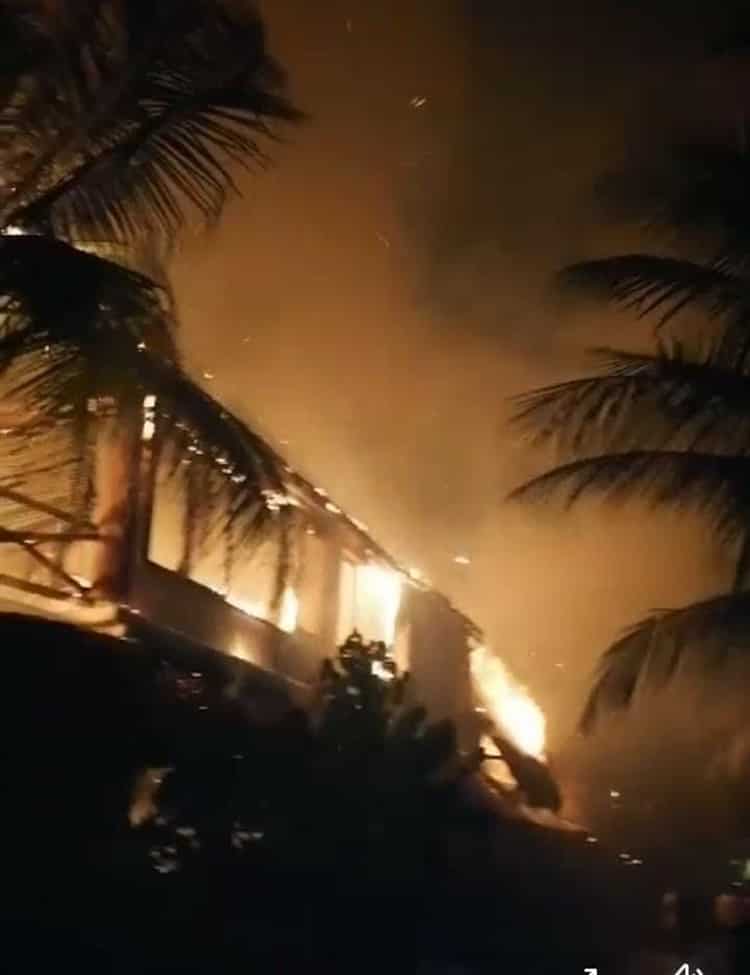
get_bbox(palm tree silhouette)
[0,2,302,599]
[510,137,750,731]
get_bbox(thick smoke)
[172,0,750,838]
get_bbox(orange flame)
[470,646,546,760]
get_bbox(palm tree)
[509,140,750,731]
[0,2,302,600]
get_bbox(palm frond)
[0,235,288,557]
[581,591,750,732]
[7,2,303,246]
[0,234,171,419]
[0,234,171,531]
[8,361,291,571]
[560,256,746,329]
[706,304,750,372]
[152,370,292,550]
[509,451,750,543]
[512,345,750,456]
[0,7,49,107]
[0,233,170,405]
[0,2,128,205]
[598,144,750,273]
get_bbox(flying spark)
[453,554,471,565]
[410,95,427,108]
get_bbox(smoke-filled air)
[8,1,750,970]
[172,0,749,829]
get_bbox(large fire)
[469,645,546,760]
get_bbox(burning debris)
[469,645,566,817]
[470,645,546,760]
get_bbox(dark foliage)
[1,1,304,248]
[484,730,562,812]
[0,618,627,974]
[512,140,750,730]
[580,592,750,733]
[0,2,302,572]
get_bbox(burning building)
[0,372,547,770]
[0,392,475,741]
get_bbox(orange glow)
[470,646,546,760]
[225,591,268,621]
[354,563,402,645]
[225,585,299,635]
[278,586,299,633]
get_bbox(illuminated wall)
[148,454,292,629]
[143,449,476,745]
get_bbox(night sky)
[173,0,747,746]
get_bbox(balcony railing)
[0,485,113,606]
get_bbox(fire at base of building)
[0,393,547,782]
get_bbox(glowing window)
[336,560,401,646]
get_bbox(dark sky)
[172,0,746,746]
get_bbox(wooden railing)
[0,486,113,604]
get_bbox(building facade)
[0,402,482,745]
